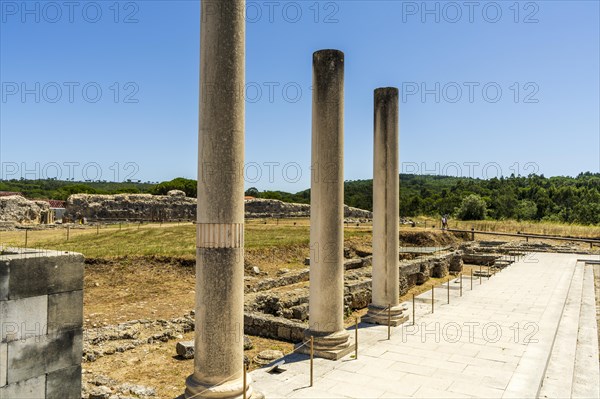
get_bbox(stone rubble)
[82,372,156,399]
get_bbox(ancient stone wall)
[244,198,372,219]
[0,248,84,398]
[0,196,52,225]
[65,190,195,222]
[243,312,306,343]
[242,251,459,342]
[64,194,372,222]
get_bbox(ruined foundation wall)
[0,196,52,225]
[243,251,462,342]
[244,198,372,219]
[65,194,372,222]
[0,248,84,399]
[65,191,196,222]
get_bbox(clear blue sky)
[1,0,598,192]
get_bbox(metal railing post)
[387,304,391,340]
[355,317,359,360]
[243,363,247,399]
[310,336,314,387]
[412,294,415,325]
[447,278,450,304]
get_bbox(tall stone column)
[301,49,354,360]
[364,88,408,326]
[185,1,259,398]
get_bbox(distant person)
[441,215,448,230]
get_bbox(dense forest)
[249,173,600,225]
[1,173,599,224]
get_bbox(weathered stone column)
[185,1,258,398]
[364,88,408,326]
[301,49,354,360]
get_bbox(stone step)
[572,265,600,398]
[538,262,584,398]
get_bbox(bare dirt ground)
[82,230,469,398]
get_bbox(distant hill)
[2,172,599,224]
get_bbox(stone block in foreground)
[0,247,84,399]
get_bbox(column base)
[185,374,264,399]
[295,329,356,360]
[363,303,409,327]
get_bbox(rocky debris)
[174,336,253,360]
[290,304,309,321]
[251,266,261,275]
[83,314,195,362]
[88,385,112,399]
[416,263,430,285]
[167,189,186,197]
[250,288,309,317]
[430,257,449,278]
[354,248,372,257]
[0,195,52,224]
[244,335,254,350]
[253,349,284,366]
[65,192,196,222]
[344,257,371,270]
[82,373,156,399]
[304,257,310,265]
[176,340,195,359]
[449,251,464,273]
[277,268,290,276]
[246,269,309,293]
[344,247,355,259]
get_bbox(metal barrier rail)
[447,228,600,247]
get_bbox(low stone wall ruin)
[242,251,463,342]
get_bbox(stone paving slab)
[251,253,599,398]
[538,262,584,398]
[571,264,600,398]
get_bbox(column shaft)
[365,87,407,326]
[186,1,256,398]
[303,50,353,359]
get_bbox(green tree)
[456,194,487,220]
[151,178,196,197]
[245,187,260,197]
[515,200,538,221]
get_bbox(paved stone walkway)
[251,253,600,398]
